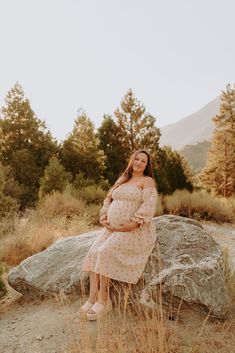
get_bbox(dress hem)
[82,268,140,285]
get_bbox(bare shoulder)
[142,176,156,188]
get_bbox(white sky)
[0,0,234,141]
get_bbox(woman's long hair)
[106,149,155,200]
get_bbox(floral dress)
[82,184,158,284]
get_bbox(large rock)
[8,215,230,319]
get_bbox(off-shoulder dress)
[82,184,158,284]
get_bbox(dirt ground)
[0,221,234,353]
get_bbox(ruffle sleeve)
[131,187,158,226]
[100,194,112,218]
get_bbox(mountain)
[159,96,220,150]
[179,140,211,172]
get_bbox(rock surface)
[8,215,230,319]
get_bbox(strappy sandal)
[76,300,94,318]
[87,299,112,321]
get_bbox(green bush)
[73,172,95,189]
[39,156,72,199]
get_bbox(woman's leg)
[88,271,100,303]
[99,274,110,302]
[87,274,110,315]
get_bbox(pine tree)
[114,89,161,160]
[155,146,193,194]
[61,111,106,182]
[97,115,127,184]
[200,84,235,197]
[0,83,58,208]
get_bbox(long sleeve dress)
[82,184,158,284]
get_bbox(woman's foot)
[87,299,112,321]
[77,300,94,318]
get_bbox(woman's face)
[132,152,148,174]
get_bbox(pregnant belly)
[107,202,132,227]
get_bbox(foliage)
[39,156,72,199]
[200,84,235,197]
[155,145,194,194]
[97,115,127,184]
[73,171,96,189]
[114,89,161,161]
[0,82,58,208]
[61,111,106,182]
[0,195,19,219]
[0,163,19,219]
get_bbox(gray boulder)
[8,215,230,319]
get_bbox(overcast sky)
[0,0,234,141]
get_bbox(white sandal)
[87,299,112,321]
[77,300,94,318]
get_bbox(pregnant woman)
[79,149,158,320]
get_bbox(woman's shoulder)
[142,176,156,189]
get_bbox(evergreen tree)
[0,83,58,208]
[0,163,19,218]
[114,89,161,160]
[155,146,193,194]
[97,115,127,184]
[200,84,235,197]
[61,111,105,182]
[39,156,72,198]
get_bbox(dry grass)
[0,189,103,266]
[37,191,86,219]
[223,248,235,306]
[164,190,234,223]
[0,212,97,266]
[155,194,164,216]
[72,185,106,204]
[56,282,235,353]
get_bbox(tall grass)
[0,189,101,266]
[58,278,235,353]
[223,248,235,303]
[164,190,234,223]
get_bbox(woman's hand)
[100,215,115,232]
[113,221,140,232]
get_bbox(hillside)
[179,140,211,172]
[159,96,220,150]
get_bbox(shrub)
[0,195,19,219]
[38,156,72,199]
[73,172,95,189]
[0,216,18,239]
[74,185,106,204]
[37,191,85,219]
[164,190,234,223]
